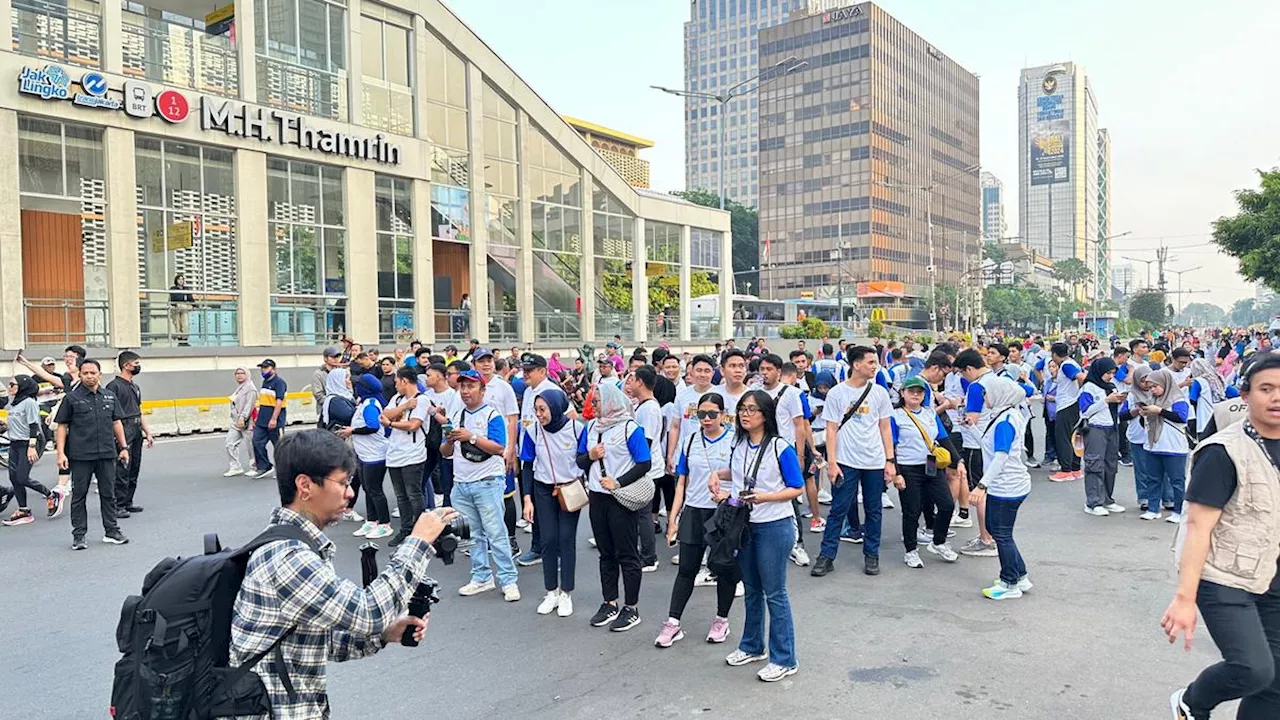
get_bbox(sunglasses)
[696,410,721,420]
[738,406,762,416]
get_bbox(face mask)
[131,363,142,375]
[261,370,273,379]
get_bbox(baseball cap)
[901,376,928,392]
[521,352,547,370]
[444,344,458,353]
[457,368,484,384]
[473,346,495,360]
[258,358,277,368]
[322,346,342,358]
[40,356,56,366]
[596,354,611,364]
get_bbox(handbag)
[598,425,655,512]
[543,423,588,512]
[903,409,951,469]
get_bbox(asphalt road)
[5,431,1234,719]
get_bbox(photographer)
[230,429,457,719]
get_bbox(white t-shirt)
[484,375,518,417]
[384,394,431,468]
[762,383,806,446]
[519,419,584,486]
[580,419,651,493]
[821,380,892,470]
[349,397,388,463]
[675,428,732,510]
[633,397,666,481]
[675,384,722,444]
[890,406,948,466]
[450,403,507,482]
[728,436,805,523]
[1054,358,1084,409]
[720,385,749,425]
[520,377,560,438]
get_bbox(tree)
[671,190,758,294]
[983,285,1050,331]
[1129,289,1168,329]
[1176,302,1226,327]
[1231,297,1258,326]
[1213,169,1280,294]
[1051,257,1090,287]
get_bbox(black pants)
[504,494,520,554]
[1054,404,1081,472]
[898,463,955,551]
[1186,574,1280,718]
[532,481,580,592]
[359,461,390,524]
[438,459,454,507]
[1117,414,1131,461]
[388,462,424,537]
[651,473,677,516]
[1024,412,1036,459]
[420,445,439,510]
[961,446,985,490]
[640,474,677,564]
[589,490,642,607]
[115,419,144,509]
[8,443,50,508]
[70,457,119,539]
[669,535,739,621]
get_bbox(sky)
[448,0,1280,311]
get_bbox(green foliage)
[1230,296,1280,326]
[983,285,1052,330]
[780,317,830,339]
[1051,257,1091,286]
[1213,169,1280,293]
[1176,302,1227,327]
[671,190,758,293]
[1128,289,1169,329]
[867,318,884,337]
[598,270,719,314]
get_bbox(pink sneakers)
[706,616,731,643]
[654,620,685,648]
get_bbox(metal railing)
[434,309,469,343]
[691,318,722,340]
[377,302,415,346]
[534,312,579,343]
[256,57,347,121]
[23,298,109,347]
[270,297,347,345]
[12,0,101,67]
[139,297,239,347]
[726,320,785,339]
[488,311,519,344]
[595,312,634,342]
[121,8,237,96]
[648,313,680,340]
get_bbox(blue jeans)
[452,476,518,587]
[252,425,279,471]
[1131,444,1155,506]
[820,465,884,559]
[984,494,1027,585]
[738,517,797,668]
[1147,452,1187,514]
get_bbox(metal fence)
[270,297,346,345]
[23,298,109,347]
[140,298,239,347]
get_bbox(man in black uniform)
[54,358,130,550]
[106,351,153,517]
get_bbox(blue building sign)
[1036,94,1063,122]
[17,65,70,100]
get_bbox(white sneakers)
[537,591,560,615]
[881,492,895,509]
[353,522,375,537]
[817,488,833,505]
[927,542,959,562]
[904,550,924,568]
[1083,506,1110,517]
[458,579,496,596]
[1103,503,1126,514]
[694,568,717,587]
[951,513,973,528]
[222,468,243,477]
[1140,510,1162,521]
[502,585,521,602]
[367,524,394,539]
[789,544,811,567]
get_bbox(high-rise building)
[1018,62,1111,300]
[563,116,654,188]
[756,2,980,328]
[981,171,1007,240]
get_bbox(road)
[5,432,1231,719]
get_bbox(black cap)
[520,352,547,370]
[258,358,277,368]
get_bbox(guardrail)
[23,298,110,347]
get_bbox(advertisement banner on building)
[857,281,905,298]
[1030,133,1069,185]
[1036,94,1063,121]
[150,221,194,253]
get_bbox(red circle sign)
[155,91,189,123]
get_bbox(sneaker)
[1169,687,1191,720]
[3,508,34,526]
[116,508,131,519]
[610,605,641,632]
[517,550,543,566]
[817,488,833,504]
[916,528,934,543]
[1083,505,1110,517]
[864,555,880,575]
[1140,511,1162,521]
[981,580,1023,600]
[103,531,130,545]
[655,619,685,648]
[48,488,66,519]
[1163,502,1176,510]
[809,517,826,533]
[1140,502,1149,511]
[71,537,87,551]
[810,555,834,577]
[1014,576,1033,593]
[222,468,243,477]
[951,513,973,528]
[353,521,375,537]
[757,662,799,682]
[388,532,408,547]
[735,581,744,597]
[458,579,496,596]
[537,590,561,615]
[1072,471,1085,480]
[392,507,401,519]
[789,544,811,567]
[502,585,521,602]
[641,561,660,573]
[706,616,731,643]
[589,602,619,627]
[515,517,529,529]
[801,509,813,519]
[587,536,597,548]
[367,524,394,539]
[256,469,274,480]
[1119,458,1134,467]
[904,550,923,568]
[881,492,894,509]
[557,593,574,617]
[725,649,768,666]
[694,568,716,587]
[341,509,363,523]
[653,521,662,535]
[839,530,864,544]
[1048,472,1075,482]
[1165,513,1183,524]
[926,540,960,560]
[1103,503,1126,514]
[1024,459,1041,469]
[670,554,680,565]
[959,538,998,557]
[243,469,262,479]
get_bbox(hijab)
[1128,364,1156,406]
[537,388,571,434]
[813,370,837,400]
[548,352,566,379]
[326,367,353,400]
[594,382,633,430]
[1143,368,1185,446]
[1189,357,1225,403]
[1084,357,1117,394]
[231,366,257,414]
[354,373,384,403]
[654,375,677,407]
[984,377,1027,428]
[12,375,39,405]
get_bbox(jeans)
[115,419,144,509]
[1131,444,1155,506]
[387,462,425,538]
[1185,574,1280,719]
[359,461,390,525]
[452,476,518,588]
[1054,404,1081,472]
[1083,426,1119,508]
[738,517,798,668]
[820,465,884,560]
[8,443,50,508]
[252,425,280,472]
[1147,452,1187,514]
[898,463,954,551]
[225,425,250,472]
[70,458,119,540]
[589,490,643,606]
[984,494,1028,585]
[532,481,580,592]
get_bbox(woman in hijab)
[1136,368,1191,523]
[1077,357,1128,516]
[547,352,567,382]
[1188,357,1236,439]
[576,382,653,632]
[344,374,393,539]
[969,377,1033,600]
[1120,365,1159,516]
[2,376,59,525]
[321,367,355,429]
[225,366,257,476]
[645,374,679,567]
[519,388,585,617]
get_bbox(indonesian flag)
[762,234,771,262]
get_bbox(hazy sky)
[449,0,1280,310]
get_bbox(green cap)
[901,376,929,392]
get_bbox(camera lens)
[449,515,471,540]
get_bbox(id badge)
[925,455,938,477]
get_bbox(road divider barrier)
[141,391,318,436]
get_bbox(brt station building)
[0,0,732,392]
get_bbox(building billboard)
[1031,133,1068,185]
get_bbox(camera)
[431,514,471,565]
[401,578,441,647]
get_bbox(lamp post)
[1079,231,1131,334]
[1166,266,1202,318]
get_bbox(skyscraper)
[1018,62,1111,299]
[757,2,980,327]
[981,171,1007,240]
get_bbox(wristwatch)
[976,482,988,491]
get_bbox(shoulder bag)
[601,422,656,511]
[545,422,588,513]
[904,409,951,470]
[838,383,875,430]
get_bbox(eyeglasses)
[738,406,762,416]
[696,410,721,420]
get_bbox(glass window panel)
[361,16,382,79]
[376,234,395,295]
[290,162,321,221]
[391,178,412,233]
[323,228,345,293]
[297,0,329,69]
[261,0,299,60]
[321,166,344,226]
[384,25,409,86]
[395,236,414,298]
[295,225,321,294]
[446,106,468,150]
[430,147,469,187]
[202,148,235,209]
[546,205,563,253]
[564,209,581,255]
[163,142,202,201]
[18,118,66,196]
[135,139,164,208]
[64,124,105,192]
[328,4,346,71]
[375,176,393,231]
[531,203,546,250]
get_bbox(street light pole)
[1167,266,1203,317]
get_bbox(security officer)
[54,358,130,550]
[106,350,153,518]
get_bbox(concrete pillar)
[516,111,535,344]
[411,178,436,344]
[234,0,258,102]
[344,168,377,341]
[346,0,364,126]
[0,0,12,66]
[679,225,692,342]
[413,16,430,138]
[632,217,647,344]
[0,110,22,351]
[719,227,733,340]
[103,127,140,348]
[578,167,595,343]
[466,64,488,343]
[101,0,122,75]
[235,150,270,346]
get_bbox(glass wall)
[528,125,582,342]
[375,175,413,344]
[483,84,520,340]
[17,117,109,346]
[135,138,239,347]
[267,158,346,343]
[12,0,102,68]
[255,0,348,120]
[360,5,412,135]
[646,221,681,340]
[122,2,238,97]
[592,182,634,341]
[690,228,723,338]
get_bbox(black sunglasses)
[696,410,721,420]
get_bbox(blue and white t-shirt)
[519,419,583,486]
[1077,382,1116,428]
[728,436,804,524]
[980,408,1031,498]
[450,403,507,482]
[578,419,651,493]
[1145,400,1192,456]
[1188,378,1239,428]
[961,372,1002,449]
[765,383,809,447]
[890,406,949,466]
[1053,358,1084,409]
[675,428,732,510]
[634,398,666,482]
[350,397,389,463]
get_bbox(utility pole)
[1167,266,1202,316]
[1156,244,1169,294]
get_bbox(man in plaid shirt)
[230,429,456,719]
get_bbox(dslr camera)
[432,514,470,565]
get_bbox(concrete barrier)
[140,401,180,437]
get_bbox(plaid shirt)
[230,507,434,719]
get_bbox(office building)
[0,0,731,360]
[563,116,653,189]
[756,2,981,327]
[981,171,1007,240]
[1018,61,1112,299]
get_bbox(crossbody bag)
[903,409,952,474]
[597,422,655,511]
[542,421,588,512]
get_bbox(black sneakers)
[609,605,641,632]
[388,532,408,547]
[104,531,130,545]
[864,555,880,575]
[589,602,620,627]
[71,537,87,551]
[810,556,834,577]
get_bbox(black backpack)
[110,525,321,720]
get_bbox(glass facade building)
[0,0,731,354]
[980,171,1006,241]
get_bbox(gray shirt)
[6,397,40,441]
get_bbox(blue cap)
[473,346,495,360]
[457,369,484,384]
